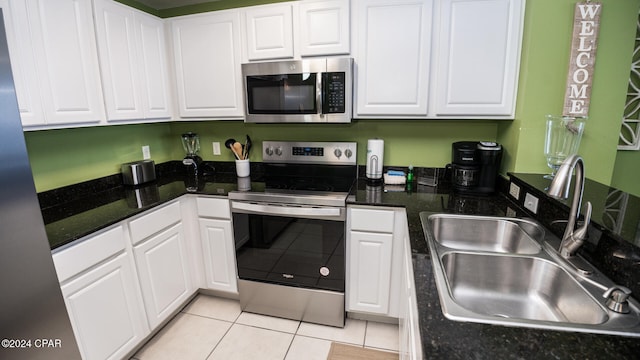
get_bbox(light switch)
[509,182,520,199]
[524,193,539,214]
[213,142,221,155]
[142,145,150,160]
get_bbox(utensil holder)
[235,159,250,177]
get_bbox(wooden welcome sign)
[562,1,602,117]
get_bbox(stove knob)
[275,146,283,156]
[344,149,353,158]
[265,146,274,156]
[334,148,342,158]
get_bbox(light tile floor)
[132,294,399,360]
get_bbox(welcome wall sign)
[562,1,602,118]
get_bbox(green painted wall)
[612,151,640,197]
[23,0,640,194]
[169,120,498,165]
[115,0,291,18]
[498,0,640,186]
[24,124,174,191]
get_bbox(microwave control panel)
[322,72,346,114]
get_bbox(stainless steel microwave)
[241,57,353,123]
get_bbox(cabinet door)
[0,0,43,126]
[93,0,144,121]
[26,0,105,125]
[171,11,244,118]
[199,218,238,293]
[298,0,350,56]
[347,230,393,314]
[94,0,172,121]
[244,3,293,60]
[434,0,523,116]
[354,0,433,117]
[133,223,193,329]
[134,10,172,119]
[61,253,148,360]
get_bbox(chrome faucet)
[547,154,593,258]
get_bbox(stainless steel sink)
[421,212,640,337]
[441,252,607,324]
[429,214,542,254]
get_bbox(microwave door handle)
[319,72,326,116]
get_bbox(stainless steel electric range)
[228,141,357,327]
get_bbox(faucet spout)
[547,154,592,258]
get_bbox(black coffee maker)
[449,141,502,194]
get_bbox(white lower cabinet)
[399,217,423,360]
[197,197,238,293]
[129,201,194,329]
[199,218,237,293]
[133,222,192,329]
[346,206,403,317]
[348,230,393,313]
[53,225,148,360]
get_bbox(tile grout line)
[147,296,399,358]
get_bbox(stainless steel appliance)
[121,159,156,186]
[242,58,353,123]
[450,141,503,194]
[181,132,202,168]
[0,11,81,360]
[229,141,357,327]
[182,132,203,191]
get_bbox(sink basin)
[429,214,542,254]
[441,252,607,324]
[420,212,640,337]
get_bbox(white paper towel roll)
[366,139,384,179]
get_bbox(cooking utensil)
[225,138,236,149]
[244,135,252,159]
[233,142,244,160]
[229,145,241,160]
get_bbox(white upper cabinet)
[244,3,294,60]
[353,0,524,119]
[433,0,524,117]
[135,11,173,119]
[170,10,244,118]
[0,0,43,126]
[93,0,172,122]
[353,0,433,117]
[298,0,350,56]
[24,0,105,126]
[242,0,350,61]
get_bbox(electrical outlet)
[524,193,539,214]
[509,182,520,199]
[142,145,150,160]
[213,142,221,155]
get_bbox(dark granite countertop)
[42,164,640,357]
[350,178,640,358]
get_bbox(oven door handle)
[231,201,342,217]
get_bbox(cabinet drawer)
[129,201,182,244]
[197,197,230,219]
[53,225,126,283]
[350,207,395,233]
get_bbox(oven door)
[231,201,345,293]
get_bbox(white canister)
[235,159,250,177]
[366,139,384,180]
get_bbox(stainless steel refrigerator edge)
[0,10,81,360]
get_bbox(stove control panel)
[263,141,357,164]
